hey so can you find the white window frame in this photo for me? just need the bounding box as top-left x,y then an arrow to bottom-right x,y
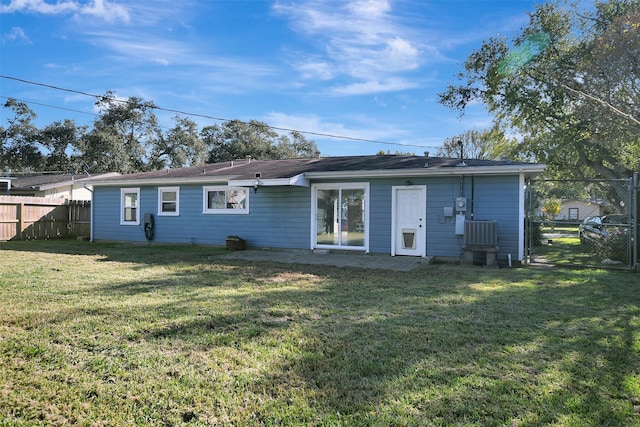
120,188 -> 140,225
158,186 -> 180,216
202,186 -> 249,214
569,207 -> 579,221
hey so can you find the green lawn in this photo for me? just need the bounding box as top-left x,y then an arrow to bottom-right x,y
1,241 -> 639,426
532,223 -> 632,268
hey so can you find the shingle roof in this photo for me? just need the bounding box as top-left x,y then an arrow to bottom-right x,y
89,155 -> 544,185
7,173 -> 118,191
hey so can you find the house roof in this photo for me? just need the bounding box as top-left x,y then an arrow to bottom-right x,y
88,155 -> 546,187
6,172 -> 120,191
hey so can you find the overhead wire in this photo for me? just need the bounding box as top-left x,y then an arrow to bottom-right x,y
1,75 -> 441,150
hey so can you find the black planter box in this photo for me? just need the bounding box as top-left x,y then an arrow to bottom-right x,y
225,236 -> 246,250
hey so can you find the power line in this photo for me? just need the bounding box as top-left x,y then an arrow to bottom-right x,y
0,95 -> 97,118
1,75 -> 441,150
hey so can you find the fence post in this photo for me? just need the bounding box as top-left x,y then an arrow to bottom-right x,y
634,172 -> 639,272
17,202 -> 24,240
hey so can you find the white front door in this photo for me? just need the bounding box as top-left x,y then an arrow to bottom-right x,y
392,186 -> 426,256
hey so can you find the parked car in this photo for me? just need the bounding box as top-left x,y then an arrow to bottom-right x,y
579,216 -> 603,245
579,214 -> 633,245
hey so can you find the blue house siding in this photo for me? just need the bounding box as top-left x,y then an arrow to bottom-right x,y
424,174 -> 522,259
93,185 -> 311,248
424,176 -> 464,258
363,175 -> 523,259
92,173 -> 525,260
367,180 -> 393,254
469,175 -> 522,259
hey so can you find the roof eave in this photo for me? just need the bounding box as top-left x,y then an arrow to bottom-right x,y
90,175 -> 234,187
88,164 -> 545,186
228,173 -> 309,188
305,164 -> 546,179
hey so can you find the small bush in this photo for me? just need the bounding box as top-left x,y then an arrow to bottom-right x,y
595,229 -> 629,262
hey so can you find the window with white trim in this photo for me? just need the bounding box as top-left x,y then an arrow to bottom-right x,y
121,188 -> 140,225
158,187 -> 180,216
569,208 -> 578,221
203,186 -> 249,214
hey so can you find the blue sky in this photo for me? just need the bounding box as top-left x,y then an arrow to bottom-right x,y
1,0 -> 541,157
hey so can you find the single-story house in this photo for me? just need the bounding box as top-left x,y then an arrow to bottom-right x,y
555,199 -> 605,222
1,173 -> 119,200
88,155 -> 545,263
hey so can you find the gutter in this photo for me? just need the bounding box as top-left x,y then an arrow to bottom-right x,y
83,184 -> 94,242
228,173 -> 309,188
305,164 -> 547,179
89,175 -> 234,187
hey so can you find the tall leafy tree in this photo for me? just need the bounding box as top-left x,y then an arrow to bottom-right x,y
0,98 -> 44,171
438,0 -> 640,182
79,91 -> 161,174
148,116 -> 207,169
203,120 -> 318,162
274,130 -> 320,159
39,119 -> 86,172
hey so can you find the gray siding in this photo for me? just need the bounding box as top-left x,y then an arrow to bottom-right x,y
93,174 -> 523,259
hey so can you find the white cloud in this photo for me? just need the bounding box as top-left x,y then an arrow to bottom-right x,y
264,111 -> 409,143
347,0 -> 391,18
2,27 -> 31,43
296,60 -> 335,80
0,0 -> 78,14
0,0 -> 130,23
331,78 -> 419,95
273,0 -> 428,94
79,0 -> 129,24
385,37 -> 419,67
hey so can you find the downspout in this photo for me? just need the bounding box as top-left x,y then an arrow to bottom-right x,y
470,175 -> 475,220
84,184 -> 94,242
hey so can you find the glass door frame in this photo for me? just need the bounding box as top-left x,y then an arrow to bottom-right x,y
310,182 -> 370,252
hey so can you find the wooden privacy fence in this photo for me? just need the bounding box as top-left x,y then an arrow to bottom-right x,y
0,196 -> 91,241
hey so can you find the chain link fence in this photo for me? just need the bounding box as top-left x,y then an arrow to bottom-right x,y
525,176 -> 638,271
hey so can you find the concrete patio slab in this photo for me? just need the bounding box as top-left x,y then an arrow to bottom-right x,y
218,249 -> 432,272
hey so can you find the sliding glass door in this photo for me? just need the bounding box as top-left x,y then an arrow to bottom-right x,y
313,183 -> 368,251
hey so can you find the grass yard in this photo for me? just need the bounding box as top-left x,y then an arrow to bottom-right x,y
532,223 -> 632,269
1,241 -> 639,426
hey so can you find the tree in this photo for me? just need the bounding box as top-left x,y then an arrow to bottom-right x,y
0,99 -> 44,171
438,0 -> 640,181
376,150 -> 416,156
203,120 -> 318,162
541,199 -> 561,221
275,130 -> 320,159
79,91 -> 161,174
39,119 -> 86,172
148,116 -> 207,169
436,129 -> 521,160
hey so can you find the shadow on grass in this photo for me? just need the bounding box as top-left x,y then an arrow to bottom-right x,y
0,238 -> 226,266
103,260 -> 639,425
2,241 -> 638,425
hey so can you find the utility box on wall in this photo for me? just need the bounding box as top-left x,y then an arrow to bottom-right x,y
456,197 -> 467,212
443,206 -> 454,217
455,214 -> 466,235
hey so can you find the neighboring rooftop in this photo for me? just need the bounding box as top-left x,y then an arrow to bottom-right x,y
5,173 -> 119,192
